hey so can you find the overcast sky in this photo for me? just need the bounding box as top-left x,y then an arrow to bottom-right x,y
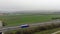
0,0 -> 60,12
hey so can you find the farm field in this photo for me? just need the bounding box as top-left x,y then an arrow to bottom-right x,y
0,14 -> 60,26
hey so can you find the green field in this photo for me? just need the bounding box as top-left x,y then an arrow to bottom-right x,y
34,27 -> 60,34
1,14 -> 60,34
0,14 -> 60,26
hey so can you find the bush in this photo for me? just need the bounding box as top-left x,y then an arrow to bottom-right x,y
5,31 -> 14,34
15,30 -> 21,34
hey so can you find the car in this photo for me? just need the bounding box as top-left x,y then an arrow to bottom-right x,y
20,24 -> 29,28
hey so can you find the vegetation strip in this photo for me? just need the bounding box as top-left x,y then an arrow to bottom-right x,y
52,31 -> 60,34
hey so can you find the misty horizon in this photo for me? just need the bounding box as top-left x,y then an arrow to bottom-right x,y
0,10 -> 60,13
0,0 -> 60,12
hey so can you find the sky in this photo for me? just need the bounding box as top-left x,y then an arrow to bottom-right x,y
0,0 -> 60,12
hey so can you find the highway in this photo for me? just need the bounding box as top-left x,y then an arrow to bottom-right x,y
1,19 -> 60,32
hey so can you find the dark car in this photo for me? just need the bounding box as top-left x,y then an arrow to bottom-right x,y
20,24 -> 29,28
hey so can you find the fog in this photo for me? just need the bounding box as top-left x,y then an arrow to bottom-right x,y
0,0 -> 60,12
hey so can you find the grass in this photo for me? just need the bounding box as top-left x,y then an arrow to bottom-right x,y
56,32 -> 60,34
2,14 -> 60,34
0,14 -> 60,26
34,27 -> 60,34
